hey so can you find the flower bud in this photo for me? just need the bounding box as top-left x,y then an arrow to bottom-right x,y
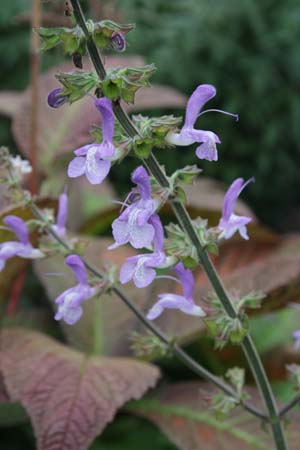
47,88 -> 68,108
110,32 -> 126,52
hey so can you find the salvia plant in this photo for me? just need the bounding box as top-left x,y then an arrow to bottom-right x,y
1,1 -> 300,449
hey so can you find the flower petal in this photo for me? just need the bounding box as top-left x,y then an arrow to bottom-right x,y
129,222 -> 155,249
65,254 -> 88,285
94,97 -> 114,143
195,141 -> 218,161
67,156 -> 86,178
147,293 -> 205,320
149,214 -> 164,252
56,192 -> 68,232
120,259 -> 136,284
131,166 -> 151,200
219,214 -> 252,240
111,218 -> 130,246
3,216 -> 29,244
74,144 -> 92,157
222,177 -> 254,222
184,84 -> 216,129
133,264 -> 156,288
85,150 -> 111,185
173,263 -> 194,300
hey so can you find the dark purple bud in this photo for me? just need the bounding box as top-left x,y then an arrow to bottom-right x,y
111,32 -> 126,52
47,88 -> 68,109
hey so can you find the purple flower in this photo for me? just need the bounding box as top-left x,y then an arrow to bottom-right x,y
118,201 -> 166,288
293,330 -> 300,350
51,192 -> 68,237
120,251 -> 166,288
166,84 -> 221,161
47,88 -> 68,108
68,97 -> 115,185
0,215 -> 44,271
54,255 -> 96,325
109,166 -> 161,250
146,262 -> 206,320
111,32 -> 126,52
218,177 -> 254,240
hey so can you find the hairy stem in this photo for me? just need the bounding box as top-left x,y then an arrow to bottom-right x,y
69,1 -> 287,447
29,0 -> 41,194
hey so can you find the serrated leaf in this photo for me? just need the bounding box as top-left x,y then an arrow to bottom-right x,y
128,382 -> 300,450
0,328 -> 160,450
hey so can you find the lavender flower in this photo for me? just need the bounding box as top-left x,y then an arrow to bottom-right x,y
0,215 -> 44,271
109,166 -> 160,249
293,330 -> 300,350
54,255 -> 96,325
51,192 -> 68,238
146,262 -> 205,320
47,88 -> 68,108
218,177 -> 254,240
120,251 -> 166,288
68,97 -> 115,185
119,211 -> 166,288
111,32 -> 126,52
166,84 -> 221,161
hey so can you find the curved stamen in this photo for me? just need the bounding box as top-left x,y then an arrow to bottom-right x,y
199,108 -> 239,122
155,275 -> 181,285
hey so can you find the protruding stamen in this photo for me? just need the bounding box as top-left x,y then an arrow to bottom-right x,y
199,109 -> 239,122
155,275 -> 181,285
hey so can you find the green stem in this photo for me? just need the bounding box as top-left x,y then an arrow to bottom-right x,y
28,201 -> 264,420
279,393 -> 300,418
69,1 -> 287,447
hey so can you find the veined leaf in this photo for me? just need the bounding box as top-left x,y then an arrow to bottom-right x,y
128,382 -> 299,450
0,328 -> 160,450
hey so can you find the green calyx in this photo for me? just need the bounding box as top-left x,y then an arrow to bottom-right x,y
171,165 -> 202,186
100,65 -> 156,103
212,368 -> 247,419
93,20 -> 134,49
36,26 -> 86,56
55,70 -> 99,103
132,114 -> 182,147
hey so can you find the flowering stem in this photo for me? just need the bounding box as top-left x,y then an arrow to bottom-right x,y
28,199 -> 265,421
69,1 -> 286,446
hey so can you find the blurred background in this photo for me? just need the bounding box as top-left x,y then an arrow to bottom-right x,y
0,1 -> 300,449
1,0 -> 300,229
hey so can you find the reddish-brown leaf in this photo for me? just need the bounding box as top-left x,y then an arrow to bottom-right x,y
0,327 -> 160,450
195,234 -> 300,313
129,382 -> 299,450
0,91 -> 22,117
